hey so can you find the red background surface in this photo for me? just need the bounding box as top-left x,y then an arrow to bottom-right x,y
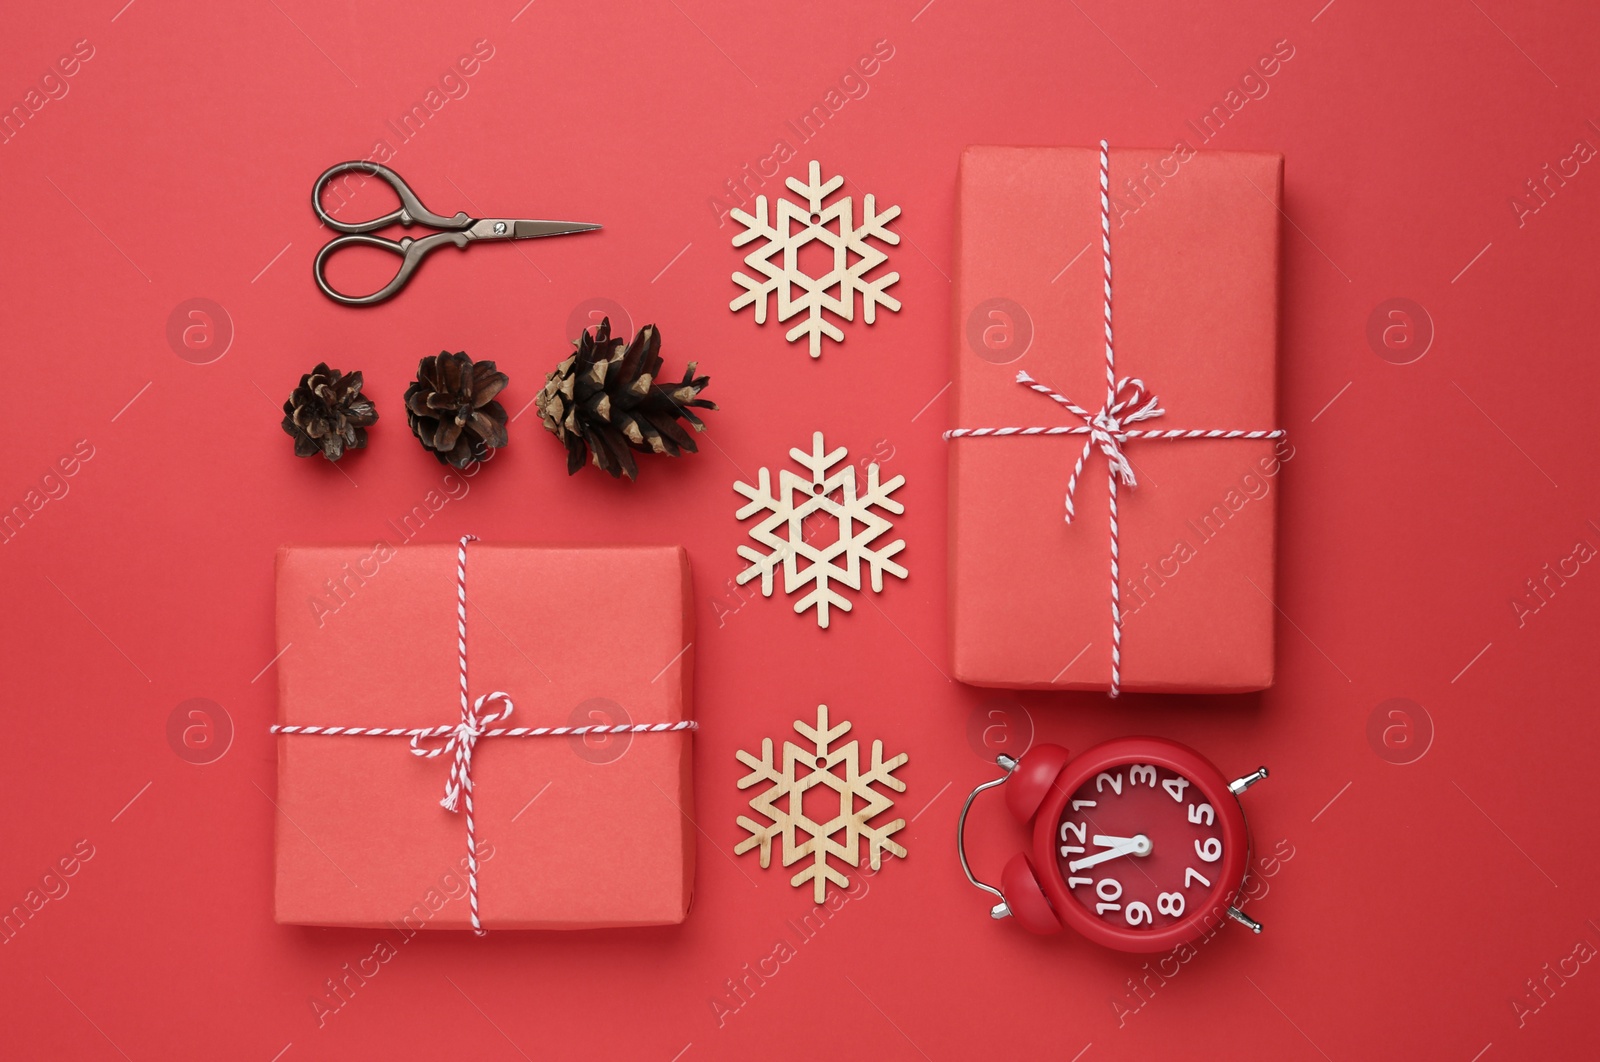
3,1 -> 1598,1059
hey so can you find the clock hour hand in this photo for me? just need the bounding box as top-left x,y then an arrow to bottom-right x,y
1068,834 -> 1152,873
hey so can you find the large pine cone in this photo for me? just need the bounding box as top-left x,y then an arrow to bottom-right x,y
404,351 -> 509,469
281,363 -> 378,462
536,318 -> 716,480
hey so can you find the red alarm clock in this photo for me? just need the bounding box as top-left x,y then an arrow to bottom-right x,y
957,737 -> 1269,952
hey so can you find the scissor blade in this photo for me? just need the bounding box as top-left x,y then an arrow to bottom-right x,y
512,219 -> 602,239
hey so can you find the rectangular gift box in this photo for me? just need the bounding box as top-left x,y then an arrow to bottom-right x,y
949,145 -> 1284,693
273,542 -> 695,929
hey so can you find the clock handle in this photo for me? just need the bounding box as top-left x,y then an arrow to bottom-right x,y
957,755 -> 1063,935
956,758 -> 1017,918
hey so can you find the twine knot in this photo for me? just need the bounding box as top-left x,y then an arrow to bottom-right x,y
1009,370 -> 1164,523
411,691 -> 514,812
1083,377 -> 1163,493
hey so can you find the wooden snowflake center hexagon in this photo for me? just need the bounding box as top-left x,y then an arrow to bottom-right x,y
728,160 -> 902,358
735,705 -> 909,902
733,431 -> 907,628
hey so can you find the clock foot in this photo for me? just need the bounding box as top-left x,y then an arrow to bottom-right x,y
1226,906 -> 1263,934
1228,767 -> 1269,795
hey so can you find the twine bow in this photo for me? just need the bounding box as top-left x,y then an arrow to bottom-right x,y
271,534 -> 698,934
1029,372 -> 1164,522
944,141 -> 1284,696
411,691 -> 516,812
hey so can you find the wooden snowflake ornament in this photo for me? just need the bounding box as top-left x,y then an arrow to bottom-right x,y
729,160 -> 902,358
735,705 -> 909,902
733,431 -> 907,628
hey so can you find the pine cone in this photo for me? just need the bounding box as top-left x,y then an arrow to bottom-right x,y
281,363 -> 378,462
404,352 -> 509,469
536,318 -> 716,480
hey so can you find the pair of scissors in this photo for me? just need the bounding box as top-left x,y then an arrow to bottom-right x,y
311,161 -> 601,306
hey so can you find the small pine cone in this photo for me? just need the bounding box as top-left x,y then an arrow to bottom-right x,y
536,318 -> 716,480
281,363 -> 378,462
404,351 -> 510,469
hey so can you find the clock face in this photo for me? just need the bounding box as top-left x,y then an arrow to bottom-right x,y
1053,762 -> 1227,935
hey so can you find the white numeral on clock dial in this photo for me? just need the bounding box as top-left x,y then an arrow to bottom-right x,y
1188,802 -> 1215,826
1125,902 -> 1152,926
1095,876 -> 1123,915
1096,771 -> 1123,795
1157,892 -> 1185,917
1071,799 -> 1096,812
1068,876 -> 1092,890
1195,837 -> 1222,862
1162,777 -> 1189,802
1129,764 -> 1157,787
1184,867 -> 1211,889
1060,821 -> 1087,845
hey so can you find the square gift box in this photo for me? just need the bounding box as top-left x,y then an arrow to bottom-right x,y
271,541 -> 695,930
948,145 -> 1285,693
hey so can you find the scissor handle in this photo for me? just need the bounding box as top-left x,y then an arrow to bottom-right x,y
313,230 -> 469,307
311,161 -> 470,234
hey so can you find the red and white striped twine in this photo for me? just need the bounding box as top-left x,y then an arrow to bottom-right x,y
945,140 -> 1285,697
271,534 -> 698,934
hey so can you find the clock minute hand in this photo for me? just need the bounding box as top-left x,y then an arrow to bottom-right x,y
1068,834 -> 1152,873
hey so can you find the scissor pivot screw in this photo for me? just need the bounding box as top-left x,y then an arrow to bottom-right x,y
493,222 -> 507,234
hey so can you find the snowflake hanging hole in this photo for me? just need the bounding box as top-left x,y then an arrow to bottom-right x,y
734,704 -> 909,902
733,431 -> 907,628
728,160 -> 902,359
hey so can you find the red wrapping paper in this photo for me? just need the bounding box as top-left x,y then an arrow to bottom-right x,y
272,542 -> 695,929
949,146 -> 1285,693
